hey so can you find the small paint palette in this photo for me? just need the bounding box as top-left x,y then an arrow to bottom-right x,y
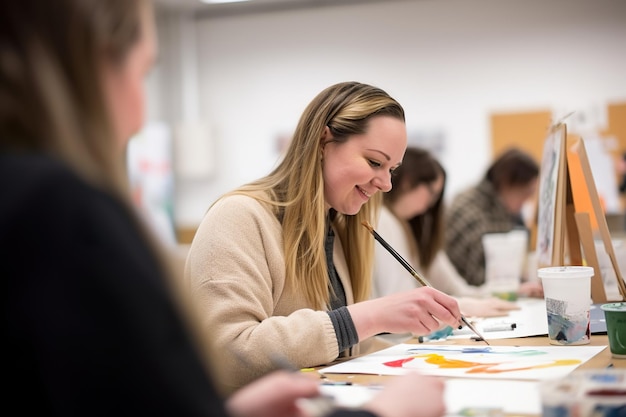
540,369 -> 626,417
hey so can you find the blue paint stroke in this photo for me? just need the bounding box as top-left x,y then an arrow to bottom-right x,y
406,347 -> 546,356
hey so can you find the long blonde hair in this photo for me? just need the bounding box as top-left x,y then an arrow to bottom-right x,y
223,81 -> 405,308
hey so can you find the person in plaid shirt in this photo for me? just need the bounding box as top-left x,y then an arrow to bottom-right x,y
444,148 -> 542,297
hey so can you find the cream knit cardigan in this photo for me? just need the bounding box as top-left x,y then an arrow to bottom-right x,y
185,193 -> 379,390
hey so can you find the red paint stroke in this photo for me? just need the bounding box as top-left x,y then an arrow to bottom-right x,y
384,357 -> 417,367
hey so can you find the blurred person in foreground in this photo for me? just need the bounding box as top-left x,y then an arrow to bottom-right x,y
1,1 -> 446,416
444,148 -> 543,297
372,147 -> 520,319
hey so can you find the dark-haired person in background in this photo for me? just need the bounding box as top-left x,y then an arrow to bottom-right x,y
444,148 -> 543,297
373,147 -> 519,318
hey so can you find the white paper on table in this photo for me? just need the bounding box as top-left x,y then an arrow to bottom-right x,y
319,384 -> 379,408
448,298 -> 549,340
444,379 -> 541,415
319,343 -> 606,380
319,379 -> 541,416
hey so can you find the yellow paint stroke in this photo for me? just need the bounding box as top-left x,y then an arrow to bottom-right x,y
419,353 -> 488,369
417,353 -> 581,374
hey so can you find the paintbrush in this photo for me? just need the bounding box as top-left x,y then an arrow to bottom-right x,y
362,220 -> 490,345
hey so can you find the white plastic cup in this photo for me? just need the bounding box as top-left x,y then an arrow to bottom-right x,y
482,230 -> 528,301
538,266 -> 593,345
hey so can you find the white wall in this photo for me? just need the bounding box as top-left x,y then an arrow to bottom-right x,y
150,0 -> 626,228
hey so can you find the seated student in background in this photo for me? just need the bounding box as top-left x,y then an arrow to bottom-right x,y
372,147 -> 519,318
1,2 -> 447,417
186,81 -> 463,390
444,148 -> 543,297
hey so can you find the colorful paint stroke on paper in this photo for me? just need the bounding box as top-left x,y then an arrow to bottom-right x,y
385,347 -> 580,375
319,343 -> 607,380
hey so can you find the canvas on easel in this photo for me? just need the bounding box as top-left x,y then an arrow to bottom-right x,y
535,121 -> 626,302
536,122 -> 568,268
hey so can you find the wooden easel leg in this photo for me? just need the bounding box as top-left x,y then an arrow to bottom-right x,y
574,212 -> 607,303
565,202 -> 582,265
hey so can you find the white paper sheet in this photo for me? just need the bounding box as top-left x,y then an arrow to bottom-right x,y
320,343 -> 606,380
444,379 -> 541,415
448,298 -> 549,340
319,379 -> 542,416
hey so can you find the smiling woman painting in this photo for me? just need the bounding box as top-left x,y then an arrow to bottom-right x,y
186,81 -> 463,390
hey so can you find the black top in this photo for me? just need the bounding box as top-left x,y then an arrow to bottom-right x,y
2,153 -> 376,417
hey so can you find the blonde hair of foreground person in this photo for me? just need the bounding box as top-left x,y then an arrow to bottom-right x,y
2,0 -> 223,407
186,82 -> 462,391
0,0 -> 208,348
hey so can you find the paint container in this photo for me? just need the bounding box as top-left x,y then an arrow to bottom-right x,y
540,369 -> 626,417
482,230 -> 527,301
601,302 -> 626,359
538,266 -> 593,345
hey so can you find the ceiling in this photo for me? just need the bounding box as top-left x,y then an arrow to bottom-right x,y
153,0 -> 395,17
